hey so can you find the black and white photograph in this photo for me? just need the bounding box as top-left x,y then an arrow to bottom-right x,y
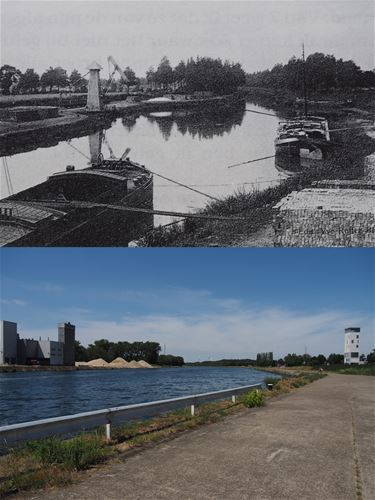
0,0 -> 374,247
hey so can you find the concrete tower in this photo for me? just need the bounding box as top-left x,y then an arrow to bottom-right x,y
0,320 -> 18,364
86,61 -> 102,111
344,327 -> 360,365
58,322 -> 75,366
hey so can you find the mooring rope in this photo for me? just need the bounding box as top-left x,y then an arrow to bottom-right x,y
227,154 -> 276,169
245,109 -> 277,117
66,141 -> 91,160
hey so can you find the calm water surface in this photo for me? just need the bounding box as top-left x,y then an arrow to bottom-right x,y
0,366 -> 271,425
1,102 -> 287,225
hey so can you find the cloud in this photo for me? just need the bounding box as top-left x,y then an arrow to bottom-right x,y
1,298 -> 28,307
25,283 -> 64,293
20,306 -> 373,361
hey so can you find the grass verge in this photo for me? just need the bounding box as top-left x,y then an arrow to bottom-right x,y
0,371 -> 326,497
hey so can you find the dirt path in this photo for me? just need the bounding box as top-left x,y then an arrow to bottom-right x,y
24,374 -> 375,500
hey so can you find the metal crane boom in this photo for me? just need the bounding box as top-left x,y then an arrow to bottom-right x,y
107,55 -> 129,84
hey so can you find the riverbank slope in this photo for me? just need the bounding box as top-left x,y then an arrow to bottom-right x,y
142,91 -> 375,246
19,373 -> 374,500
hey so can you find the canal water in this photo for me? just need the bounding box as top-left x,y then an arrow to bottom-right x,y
0,366 -> 271,425
1,102 -> 287,226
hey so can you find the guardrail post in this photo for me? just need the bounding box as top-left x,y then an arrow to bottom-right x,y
190,404 -> 195,417
105,423 -> 111,441
232,395 -> 236,403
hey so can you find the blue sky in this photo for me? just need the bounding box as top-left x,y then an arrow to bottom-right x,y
1,248 -> 374,360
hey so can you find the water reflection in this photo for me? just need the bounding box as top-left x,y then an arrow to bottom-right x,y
123,104 -> 246,142
1,102 -> 285,229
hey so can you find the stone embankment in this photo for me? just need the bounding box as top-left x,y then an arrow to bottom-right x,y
273,181 -> 375,247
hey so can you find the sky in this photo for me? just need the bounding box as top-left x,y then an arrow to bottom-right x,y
1,248 -> 374,361
1,0 -> 373,77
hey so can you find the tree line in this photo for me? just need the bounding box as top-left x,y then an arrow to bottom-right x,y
189,350 -> 375,367
146,56 -> 246,94
1,55 -> 246,96
246,52 -> 375,94
0,65 -> 90,95
74,339 -> 184,366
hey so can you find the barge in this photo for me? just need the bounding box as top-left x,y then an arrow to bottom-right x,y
274,115 -> 331,173
0,156 -> 153,247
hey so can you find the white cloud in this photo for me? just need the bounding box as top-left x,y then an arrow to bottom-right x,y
20,306 -> 374,361
1,298 -> 28,307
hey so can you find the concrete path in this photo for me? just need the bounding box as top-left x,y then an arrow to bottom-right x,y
27,374 -> 374,500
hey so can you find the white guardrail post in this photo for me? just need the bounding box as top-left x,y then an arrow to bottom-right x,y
0,383 -> 262,452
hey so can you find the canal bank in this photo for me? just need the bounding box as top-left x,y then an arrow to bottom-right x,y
8,373 -> 374,500
141,95 -> 375,247
0,94 -> 243,156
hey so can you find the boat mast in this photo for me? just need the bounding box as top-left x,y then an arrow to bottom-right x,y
302,43 -> 308,117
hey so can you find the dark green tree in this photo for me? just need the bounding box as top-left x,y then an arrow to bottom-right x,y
18,68 -> 40,93
0,65 -> 21,94
41,66 -> 69,92
123,66 -> 139,92
70,69 -> 87,92
327,353 -> 344,365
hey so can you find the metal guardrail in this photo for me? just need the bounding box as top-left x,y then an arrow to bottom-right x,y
0,383 -> 261,451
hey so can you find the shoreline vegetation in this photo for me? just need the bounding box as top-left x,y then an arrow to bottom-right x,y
0,371 -> 325,497
140,88 -> 375,247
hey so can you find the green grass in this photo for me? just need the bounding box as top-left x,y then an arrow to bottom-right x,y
242,389 -> 265,408
24,433 -> 109,470
0,373 -> 325,497
326,364 -> 375,376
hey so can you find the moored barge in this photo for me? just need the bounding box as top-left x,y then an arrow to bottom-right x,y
0,156 -> 153,247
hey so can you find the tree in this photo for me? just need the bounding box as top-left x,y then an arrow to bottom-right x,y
367,350 -> 375,364
283,353 -> 304,367
327,353 -> 344,365
146,66 -> 156,90
70,69 -> 87,93
123,66 -> 138,92
0,65 -> 21,95
74,340 -> 88,362
155,57 -> 174,89
157,354 -> 184,366
18,68 -> 40,93
40,66 -> 69,92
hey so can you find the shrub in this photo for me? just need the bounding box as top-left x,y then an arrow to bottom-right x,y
242,390 -> 265,408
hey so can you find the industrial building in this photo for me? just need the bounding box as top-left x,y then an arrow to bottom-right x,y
344,327 -> 361,365
0,320 -> 75,366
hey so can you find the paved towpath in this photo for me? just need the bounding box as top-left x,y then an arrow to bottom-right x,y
26,374 -> 374,500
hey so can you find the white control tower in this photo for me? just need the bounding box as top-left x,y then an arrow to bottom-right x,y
344,327 -> 360,364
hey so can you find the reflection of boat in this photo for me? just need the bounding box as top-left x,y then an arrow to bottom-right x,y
274,116 -> 331,172
0,133 -> 153,247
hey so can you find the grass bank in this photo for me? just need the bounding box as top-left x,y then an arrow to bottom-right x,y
323,364 -> 375,376
0,371 -> 325,497
142,93 -> 375,247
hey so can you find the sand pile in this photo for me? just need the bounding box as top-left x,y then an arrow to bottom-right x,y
87,358 -> 109,367
128,360 -> 143,368
75,361 -> 88,366
109,357 -> 130,368
138,360 -> 153,368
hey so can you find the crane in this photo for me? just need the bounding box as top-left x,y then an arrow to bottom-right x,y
107,55 -> 129,87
